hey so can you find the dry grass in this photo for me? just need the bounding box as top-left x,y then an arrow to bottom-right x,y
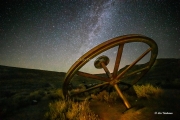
91,90 -> 119,103
133,84 -> 163,99
44,88 -> 99,120
0,88 -> 64,117
44,99 -> 99,120
1,83 -> 173,120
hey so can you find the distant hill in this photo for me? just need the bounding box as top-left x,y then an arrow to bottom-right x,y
117,58 -> 180,89
143,58 -> 180,80
119,58 -> 180,79
0,58 -> 179,91
0,65 -> 66,95
0,65 -> 66,79
139,58 -> 180,88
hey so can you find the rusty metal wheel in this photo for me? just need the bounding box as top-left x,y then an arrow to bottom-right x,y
63,34 -> 158,109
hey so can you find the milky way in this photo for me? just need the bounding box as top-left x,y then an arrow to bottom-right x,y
0,0 -> 180,73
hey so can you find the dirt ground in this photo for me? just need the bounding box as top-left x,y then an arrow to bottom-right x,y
89,89 -> 180,120
1,89 -> 180,120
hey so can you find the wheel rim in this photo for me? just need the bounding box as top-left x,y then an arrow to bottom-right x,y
62,34 -> 158,108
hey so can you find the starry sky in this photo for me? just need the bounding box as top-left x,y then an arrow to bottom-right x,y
0,0 -> 180,74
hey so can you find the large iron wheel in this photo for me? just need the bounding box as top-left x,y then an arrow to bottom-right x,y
63,34 -> 158,109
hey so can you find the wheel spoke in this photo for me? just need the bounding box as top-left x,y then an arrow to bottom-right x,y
116,48 -> 152,80
100,62 -> 113,78
76,71 -> 110,82
114,84 -> 131,109
70,82 -> 109,96
113,44 -> 124,77
121,67 -> 149,79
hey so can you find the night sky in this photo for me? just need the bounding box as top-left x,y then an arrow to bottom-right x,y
0,0 -> 180,74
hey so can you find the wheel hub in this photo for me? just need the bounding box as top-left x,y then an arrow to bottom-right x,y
94,55 -> 110,69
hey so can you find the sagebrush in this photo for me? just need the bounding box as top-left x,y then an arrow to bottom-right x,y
133,84 -> 163,99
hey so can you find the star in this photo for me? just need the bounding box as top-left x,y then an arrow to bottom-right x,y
0,0 -> 179,73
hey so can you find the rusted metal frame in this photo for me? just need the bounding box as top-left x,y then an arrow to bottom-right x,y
64,35 -> 148,93
115,48 -> 152,81
63,35 -> 158,97
70,82 -> 109,96
113,44 -> 124,78
76,71 -> 110,82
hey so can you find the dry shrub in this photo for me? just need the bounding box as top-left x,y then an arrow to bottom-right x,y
69,84 -> 86,95
45,99 -> 99,120
133,84 -> 163,99
91,90 -> 119,103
